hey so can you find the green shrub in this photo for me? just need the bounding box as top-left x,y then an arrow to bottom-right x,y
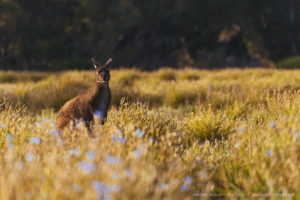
277,56 -> 300,69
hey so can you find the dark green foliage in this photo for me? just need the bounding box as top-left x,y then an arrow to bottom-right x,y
0,0 -> 300,70
277,56 -> 300,69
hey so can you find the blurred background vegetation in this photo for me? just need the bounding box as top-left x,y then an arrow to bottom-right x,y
0,0 -> 300,70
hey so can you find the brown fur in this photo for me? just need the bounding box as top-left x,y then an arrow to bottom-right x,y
55,58 -> 112,134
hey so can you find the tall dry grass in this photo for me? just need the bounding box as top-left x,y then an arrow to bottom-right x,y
0,68 -> 299,199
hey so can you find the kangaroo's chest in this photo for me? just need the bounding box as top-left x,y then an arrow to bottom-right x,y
96,88 -> 110,112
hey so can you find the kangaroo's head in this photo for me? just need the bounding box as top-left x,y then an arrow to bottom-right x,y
92,58 -> 112,84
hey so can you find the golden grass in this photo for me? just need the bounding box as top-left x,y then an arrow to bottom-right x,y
0,68 -> 299,199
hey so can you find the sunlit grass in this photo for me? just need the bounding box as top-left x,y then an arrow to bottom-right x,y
0,68 -> 299,199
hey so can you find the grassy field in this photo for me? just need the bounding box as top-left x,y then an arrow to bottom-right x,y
0,68 -> 299,200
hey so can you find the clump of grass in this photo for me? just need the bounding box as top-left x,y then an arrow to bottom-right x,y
156,68 -> 177,81
184,109 -> 236,143
178,69 -> 201,81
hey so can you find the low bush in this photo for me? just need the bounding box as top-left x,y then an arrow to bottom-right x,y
277,56 -> 300,69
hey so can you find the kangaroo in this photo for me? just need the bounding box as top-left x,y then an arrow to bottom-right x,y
55,58 -> 112,134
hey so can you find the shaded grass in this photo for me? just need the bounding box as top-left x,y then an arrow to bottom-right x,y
0,71 -> 48,83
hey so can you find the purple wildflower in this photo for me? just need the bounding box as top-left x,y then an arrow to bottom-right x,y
7,143 -> 14,150
94,110 -> 105,119
86,151 -> 96,160
77,161 -> 95,173
238,126 -> 244,133
25,153 -> 34,162
157,183 -> 169,191
92,181 -> 110,195
29,137 -> 42,144
112,135 -> 126,144
270,121 -> 276,128
149,138 -> 155,144
184,176 -> 193,184
106,155 -> 120,165
6,134 -> 13,141
134,129 -> 144,137
69,149 -> 81,157
267,149 -> 272,156
180,184 -> 190,192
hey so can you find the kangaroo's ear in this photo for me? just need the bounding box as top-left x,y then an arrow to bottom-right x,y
105,58 -> 112,68
92,58 -> 100,69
